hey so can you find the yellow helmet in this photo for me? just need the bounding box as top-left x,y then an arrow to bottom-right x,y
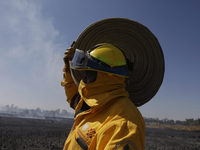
89,43 -> 127,68
71,43 -> 129,77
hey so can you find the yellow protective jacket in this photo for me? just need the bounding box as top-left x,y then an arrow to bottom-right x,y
62,71 -> 145,150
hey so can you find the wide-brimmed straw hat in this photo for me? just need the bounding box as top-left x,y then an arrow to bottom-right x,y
70,18 -> 165,107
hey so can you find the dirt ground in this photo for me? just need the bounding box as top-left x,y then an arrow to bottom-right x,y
0,117 -> 200,150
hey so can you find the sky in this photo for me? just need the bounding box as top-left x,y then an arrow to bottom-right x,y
0,0 -> 200,121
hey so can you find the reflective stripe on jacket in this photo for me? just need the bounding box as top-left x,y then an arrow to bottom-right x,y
62,71 -> 145,150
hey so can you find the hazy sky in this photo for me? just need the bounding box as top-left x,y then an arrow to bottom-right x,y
0,0 -> 200,121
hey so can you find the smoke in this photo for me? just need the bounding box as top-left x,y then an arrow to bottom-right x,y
0,0 -> 73,112
0,104 -> 73,119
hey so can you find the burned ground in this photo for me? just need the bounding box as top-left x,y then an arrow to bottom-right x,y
0,117 -> 200,150
0,117 -> 74,150
145,126 -> 200,149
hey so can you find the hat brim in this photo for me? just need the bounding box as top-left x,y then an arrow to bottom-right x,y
70,18 -> 165,107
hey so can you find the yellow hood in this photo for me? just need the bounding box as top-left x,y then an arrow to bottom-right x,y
78,72 -> 129,108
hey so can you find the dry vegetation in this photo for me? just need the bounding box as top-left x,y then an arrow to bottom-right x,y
146,124 -> 200,132
0,117 -> 200,150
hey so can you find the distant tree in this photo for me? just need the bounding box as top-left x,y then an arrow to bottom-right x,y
55,109 -> 61,117
36,108 -> 42,114
163,118 -> 169,123
5,105 -> 10,112
61,109 -> 69,117
169,119 -> 174,125
22,109 -> 29,116
29,109 -> 37,117
175,120 -> 183,125
11,104 -> 14,109
197,118 -> 200,126
185,118 -> 194,126
49,110 -> 55,117
0,104 -> 74,118
12,106 -> 18,113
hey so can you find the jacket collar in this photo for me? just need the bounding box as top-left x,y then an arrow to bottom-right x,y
77,72 -> 129,110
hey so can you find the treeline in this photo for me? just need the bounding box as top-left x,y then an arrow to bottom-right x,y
1,105 -> 199,126
0,104 -> 73,118
144,117 -> 200,126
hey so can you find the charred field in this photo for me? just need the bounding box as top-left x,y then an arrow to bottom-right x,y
0,117 -> 200,150
0,117 -> 74,150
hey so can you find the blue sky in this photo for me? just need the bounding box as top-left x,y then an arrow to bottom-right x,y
0,0 -> 200,121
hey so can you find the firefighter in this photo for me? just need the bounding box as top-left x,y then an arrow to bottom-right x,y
61,42 -> 145,150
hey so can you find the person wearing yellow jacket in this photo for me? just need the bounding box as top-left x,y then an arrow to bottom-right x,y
61,43 -> 145,150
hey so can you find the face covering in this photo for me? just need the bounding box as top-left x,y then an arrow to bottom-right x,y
83,70 -> 97,84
